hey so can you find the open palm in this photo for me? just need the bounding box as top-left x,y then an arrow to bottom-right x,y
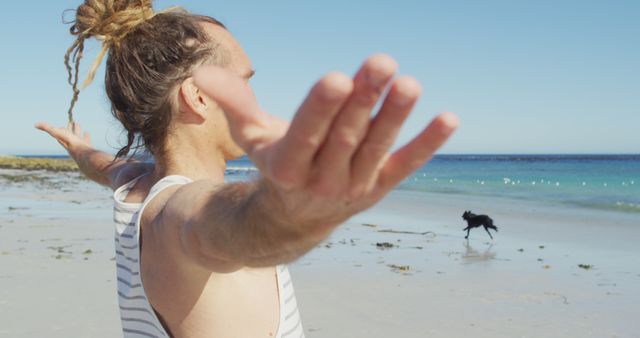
196,54 -> 458,227
34,122 -> 92,154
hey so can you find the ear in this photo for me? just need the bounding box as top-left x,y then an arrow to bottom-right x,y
177,78 -> 211,123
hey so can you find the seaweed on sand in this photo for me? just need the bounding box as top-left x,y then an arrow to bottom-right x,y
0,173 -> 67,189
0,156 -> 78,172
376,242 -> 395,249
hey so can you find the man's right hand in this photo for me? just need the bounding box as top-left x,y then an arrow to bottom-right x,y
193,54 -> 458,235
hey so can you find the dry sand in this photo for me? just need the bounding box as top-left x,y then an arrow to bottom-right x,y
1,169 -> 638,337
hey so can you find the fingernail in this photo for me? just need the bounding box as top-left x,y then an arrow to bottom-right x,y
365,54 -> 397,87
394,91 -> 414,106
393,78 -> 421,106
367,71 -> 389,88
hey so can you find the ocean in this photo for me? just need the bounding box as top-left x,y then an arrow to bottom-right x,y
17,154 -> 640,214
406,154 -> 640,214
225,154 -> 640,215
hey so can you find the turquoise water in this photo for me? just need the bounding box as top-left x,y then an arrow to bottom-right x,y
221,154 -> 640,214
17,154 -> 640,214
403,155 -> 640,214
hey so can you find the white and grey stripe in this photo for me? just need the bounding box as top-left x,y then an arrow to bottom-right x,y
116,240 -> 139,250
122,328 -> 160,338
276,265 -> 304,338
114,175 -> 169,337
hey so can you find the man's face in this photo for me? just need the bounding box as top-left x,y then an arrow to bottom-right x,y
198,22 -> 254,160
201,22 -> 254,82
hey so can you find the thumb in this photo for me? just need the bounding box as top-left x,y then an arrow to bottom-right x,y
193,65 -> 271,152
34,122 -> 60,138
193,65 -> 263,123
34,122 -> 50,132
34,122 -> 70,149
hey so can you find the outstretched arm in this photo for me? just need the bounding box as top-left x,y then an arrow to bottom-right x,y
163,55 -> 458,272
34,122 -> 151,190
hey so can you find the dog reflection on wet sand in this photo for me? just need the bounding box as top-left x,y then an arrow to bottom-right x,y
463,241 -> 496,262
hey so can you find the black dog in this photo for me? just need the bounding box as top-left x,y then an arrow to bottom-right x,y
462,211 -> 498,239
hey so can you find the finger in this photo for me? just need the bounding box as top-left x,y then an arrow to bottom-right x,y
311,54 -> 397,194
376,112 -> 459,192
35,122 -> 71,149
193,65 -> 271,156
68,121 -> 76,134
268,73 -> 353,188
348,77 -> 421,198
34,122 -> 52,132
75,123 -> 84,137
35,122 -> 64,139
84,131 -> 91,144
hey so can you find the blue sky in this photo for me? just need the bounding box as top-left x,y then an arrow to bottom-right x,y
1,0 -> 638,155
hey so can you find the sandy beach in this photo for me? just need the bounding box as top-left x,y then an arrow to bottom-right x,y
1,167 -> 638,337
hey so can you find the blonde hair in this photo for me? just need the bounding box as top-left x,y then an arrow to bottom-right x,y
64,0 -> 225,157
65,0 -> 158,124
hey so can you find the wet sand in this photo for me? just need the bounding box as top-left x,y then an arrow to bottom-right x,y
295,191 -> 640,337
1,169 -> 638,337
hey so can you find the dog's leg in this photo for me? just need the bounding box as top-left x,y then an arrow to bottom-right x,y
484,226 -> 494,240
465,228 -> 471,239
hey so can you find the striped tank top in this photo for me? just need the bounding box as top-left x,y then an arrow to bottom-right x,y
113,174 -> 305,338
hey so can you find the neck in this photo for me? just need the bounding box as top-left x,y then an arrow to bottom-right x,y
151,142 -> 227,183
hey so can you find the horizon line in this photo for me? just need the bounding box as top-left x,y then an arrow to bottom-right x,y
3,152 -> 640,158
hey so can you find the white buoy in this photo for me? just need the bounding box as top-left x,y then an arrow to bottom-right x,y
511,182 -> 515,185
631,181 -> 635,185
481,181 -> 485,185
449,179 -> 453,183
532,181 -> 536,185
582,182 -> 586,186
555,182 -> 560,186
433,178 -> 438,182
604,183 -> 608,187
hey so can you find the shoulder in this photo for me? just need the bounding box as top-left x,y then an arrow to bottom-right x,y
110,161 -> 155,190
155,179 -> 241,272
161,179 -> 221,225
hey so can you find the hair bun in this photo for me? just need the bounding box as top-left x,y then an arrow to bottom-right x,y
72,0 -> 154,42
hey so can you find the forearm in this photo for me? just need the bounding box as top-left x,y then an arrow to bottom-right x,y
67,143 -> 123,187
185,179 -> 337,269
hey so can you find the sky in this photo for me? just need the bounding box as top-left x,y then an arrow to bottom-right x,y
0,0 -> 638,155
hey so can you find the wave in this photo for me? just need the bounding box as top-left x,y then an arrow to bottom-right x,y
432,154 -> 640,162
396,183 -> 640,214
225,166 -> 258,173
